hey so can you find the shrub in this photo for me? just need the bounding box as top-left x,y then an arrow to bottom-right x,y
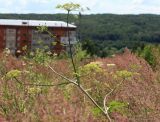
136,44 -> 160,69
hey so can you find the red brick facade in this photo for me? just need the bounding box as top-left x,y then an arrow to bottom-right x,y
0,26 -> 6,52
0,25 -> 76,55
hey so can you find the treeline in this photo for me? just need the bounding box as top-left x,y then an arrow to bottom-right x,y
1,14 -> 160,42
0,13 -> 160,56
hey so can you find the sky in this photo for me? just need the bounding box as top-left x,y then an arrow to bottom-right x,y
0,0 -> 160,14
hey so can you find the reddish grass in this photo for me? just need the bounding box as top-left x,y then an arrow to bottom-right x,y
95,49 -> 160,121
0,50 -> 160,122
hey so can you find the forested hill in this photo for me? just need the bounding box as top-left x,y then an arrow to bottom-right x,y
0,14 -> 160,43
0,14 -> 160,56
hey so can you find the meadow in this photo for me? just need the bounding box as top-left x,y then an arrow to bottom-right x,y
0,45 -> 159,122
0,3 -> 160,121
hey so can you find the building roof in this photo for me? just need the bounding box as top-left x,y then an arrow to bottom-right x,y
0,19 -> 76,28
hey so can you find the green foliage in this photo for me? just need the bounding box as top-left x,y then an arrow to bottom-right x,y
0,64 -> 53,118
116,70 -> 133,79
0,60 -> 6,77
37,26 -> 48,33
61,85 -> 73,100
136,45 -> 159,68
12,97 -> 26,113
139,45 -> 156,66
82,40 -> 146,57
27,87 -> 42,96
108,101 -> 128,113
29,48 -> 53,65
91,107 -> 102,117
79,61 -> 103,75
27,71 -> 52,92
74,43 -> 90,63
129,64 -> 141,71
82,40 -> 98,56
1,77 -> 27,117
6,70 -> 21,79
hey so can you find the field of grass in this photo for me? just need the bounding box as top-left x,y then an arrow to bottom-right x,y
0,47 -> 159,122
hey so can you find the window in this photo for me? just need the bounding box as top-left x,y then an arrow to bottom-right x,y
22,22 -> 28,25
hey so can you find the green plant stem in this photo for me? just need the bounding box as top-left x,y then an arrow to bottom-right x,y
78,12 -> 82,42
14,77 -> 71,87
66,10 -> 80,85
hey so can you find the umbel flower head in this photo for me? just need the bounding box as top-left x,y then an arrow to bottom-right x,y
56,2 -> 80,12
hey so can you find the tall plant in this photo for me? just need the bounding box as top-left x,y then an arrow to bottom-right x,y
56,3 -> 80,84
56,3 -> 112,121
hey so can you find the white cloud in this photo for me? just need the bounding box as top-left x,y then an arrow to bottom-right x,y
33,0 -> 51,4
132,0 -> 144,5
0,0 -> 160,14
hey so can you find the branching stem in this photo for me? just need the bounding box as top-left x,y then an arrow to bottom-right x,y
48,65 -> 112,121
14,77 -> 71,87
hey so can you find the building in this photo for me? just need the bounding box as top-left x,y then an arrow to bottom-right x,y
0,19 -> 77,55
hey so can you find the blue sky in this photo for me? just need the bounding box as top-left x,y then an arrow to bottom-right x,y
0,0 -> 160,14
